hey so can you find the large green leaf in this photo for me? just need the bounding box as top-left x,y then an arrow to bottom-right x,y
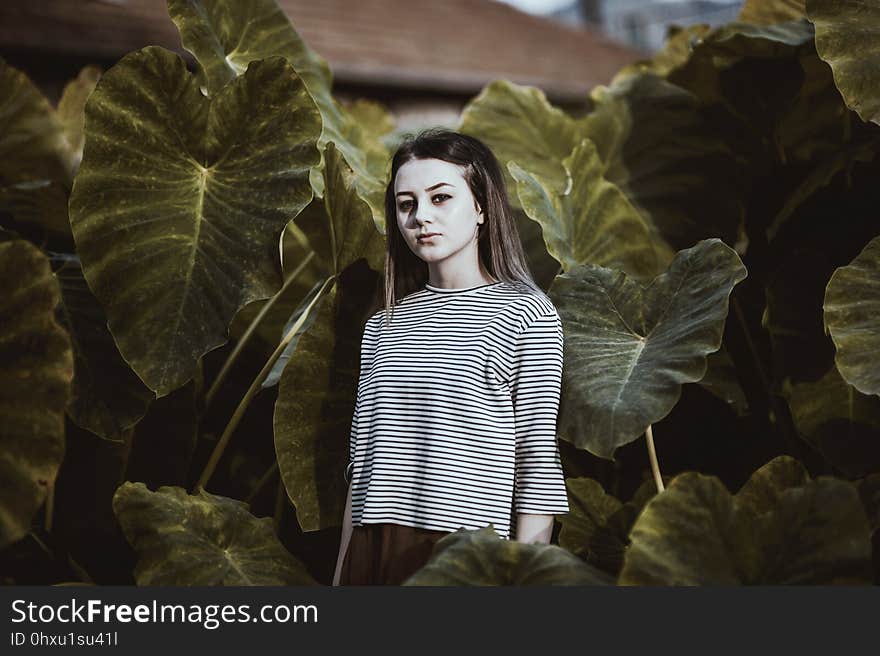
0,240 -> 73,548
552,239 -> 747,459
766,140 -> 878,243
610,25 -> 715,84
621,474 -> 760,585
620,467 -> 873,584
263,142 -> 386,389
664,20 -> 846,172
228,221 -> 331,356
739,0 -> 806,25
783,363 -> 880,479
655,19 -> 854,260
273,263 -> 381,532
509,139 -> 659,281
556,478 -> 622,560
54,256 -> 154,440
580,72 -> 747,253
55,65 -> 102,176
0,61 -> 97,241
167,0 -> 388,225
823,235 -> 880,396
458,79 -> 587,204
112,481 -> 317,585
662,19 -> 817,161
558,477 -> 660,577
755,476 -> 873,584
0,58 -> 73,186
402,527 -> 614,586
69,47 -> 321,397
771,52 -> 854,165
0,58 -> 74,238
735,455 -> 810,515
808,0 -> 880,126
167,0 -> 330,104
295,142 -> 386,276
458,78 -> 657,282
698,347 -> 749,416
343,98 -> 396,141
261,277 -> 325,390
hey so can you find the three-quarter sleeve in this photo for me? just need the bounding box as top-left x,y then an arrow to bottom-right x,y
509,309 -> 570,515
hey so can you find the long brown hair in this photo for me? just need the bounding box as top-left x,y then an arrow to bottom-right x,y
379,128 -> 542,326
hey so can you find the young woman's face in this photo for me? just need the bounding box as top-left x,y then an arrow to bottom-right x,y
394,157 -> 483,265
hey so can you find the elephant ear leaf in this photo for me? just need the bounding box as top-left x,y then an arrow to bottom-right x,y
620,469 -> 872,585
739,0 -> 806,25
459,79 -> 585,206
553,238 -> 747,459
558,477 -> 662,577
734,455 -> 811,515
808,0 -> 880,126
263,141 -> 385,390
557,478 -> 622,561
0,240 -> 73,548
295,142 -> 386,277
579,72 -> 744,255
782,363 -> 880,479
0,58 -> 74,239
112,481 -> 317,585
54,256 -> 154,441
167,0 -> 331,100
167,0 -> 388,225
55,65 -> 102,175
403,527 -> 614,586
823,235 -> 880,397
273,263 -> 381,532
69,46 -> 321,397
509,139 -> 660,281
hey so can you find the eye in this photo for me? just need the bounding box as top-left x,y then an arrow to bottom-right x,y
432,194 -> 451,203
398,199 -> 413,212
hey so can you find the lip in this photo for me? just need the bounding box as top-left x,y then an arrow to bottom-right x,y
417,233 -> 440,241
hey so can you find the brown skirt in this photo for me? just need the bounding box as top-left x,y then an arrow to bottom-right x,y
339,522 -> 451,585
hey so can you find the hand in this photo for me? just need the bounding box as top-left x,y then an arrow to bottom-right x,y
332,541 -> 347,586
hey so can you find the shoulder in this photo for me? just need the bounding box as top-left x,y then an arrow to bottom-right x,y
498,281 -> 559,328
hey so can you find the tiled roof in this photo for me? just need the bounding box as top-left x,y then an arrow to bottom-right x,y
0,0 -> 648,101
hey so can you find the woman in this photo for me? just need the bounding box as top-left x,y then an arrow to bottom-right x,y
333,128 -> 569,586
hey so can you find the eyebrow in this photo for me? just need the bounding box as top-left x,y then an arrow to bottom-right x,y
395,182 -> 455,197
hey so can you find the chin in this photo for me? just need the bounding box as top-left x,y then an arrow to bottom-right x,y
417,252 -> 447,262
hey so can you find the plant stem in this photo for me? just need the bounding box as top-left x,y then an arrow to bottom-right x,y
44,481 -> 55,533
205,251 -> 315,410
273,480 -> 285,532
194,275 -> 335,493
645,424 -> 665,493
29,530 -> 52,556
245,461 -> 279,507
733,297 -> 770,392
731,295 -> 802,455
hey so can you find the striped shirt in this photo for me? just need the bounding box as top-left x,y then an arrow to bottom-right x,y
348,279 -> 570,540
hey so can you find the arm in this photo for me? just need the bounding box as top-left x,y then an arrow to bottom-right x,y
516,513 -> 554,544
334,317 -> 374,585
509,309 -> 570,543
332,479 -> 354,586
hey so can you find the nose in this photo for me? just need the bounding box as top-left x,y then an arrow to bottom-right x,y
413,207 -> 432,226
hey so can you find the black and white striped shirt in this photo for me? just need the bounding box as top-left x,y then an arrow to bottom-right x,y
348,279 -> 569,540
